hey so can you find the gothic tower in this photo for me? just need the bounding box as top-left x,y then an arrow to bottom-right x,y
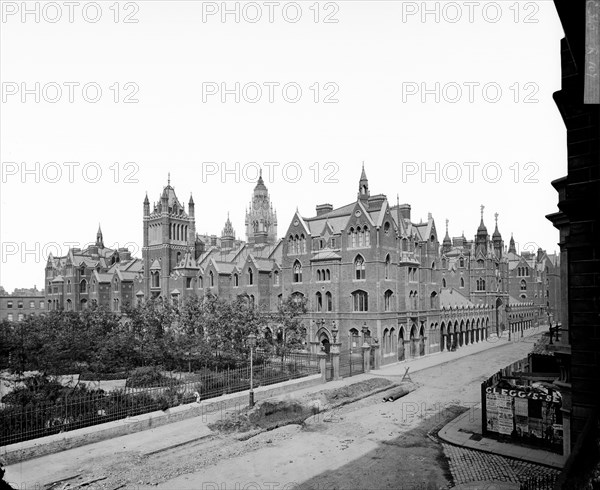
142,176 -> 195,299
358,163 -> 370,203
245,170 -> 277,247
221,213 -> 235,250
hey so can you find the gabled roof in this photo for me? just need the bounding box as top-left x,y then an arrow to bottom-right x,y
440,288 -> 475,308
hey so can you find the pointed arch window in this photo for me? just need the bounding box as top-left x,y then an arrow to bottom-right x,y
349,227 -> 356,248
293,261 -> 302,283
248,268 -> 254,285
459,257 -> 465,268
315,292 -> 323,311
209,271 -> 214,287
520,279 -> 527,291
384,290 -> 393,311
317,270 -> 322,281
326,269 -> 331,281
326,291 -> 332,311
273,271 -> 279,286
385,255 -> 391,279
352,290 -> 368,312
476,278 -> 486,291
354,255 -> 365,280
460,277 -> 465,288
442,278 -> 447,288
364,227 -> 370,246
233,273 -> 239,287
80,279 -> 87,293
67,280 -> 72,294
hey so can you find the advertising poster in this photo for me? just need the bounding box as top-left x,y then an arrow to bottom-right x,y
485,392 -> 498,432
497,394 -> 513,435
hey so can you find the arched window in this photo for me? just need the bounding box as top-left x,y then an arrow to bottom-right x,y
430,291 -> 437,309
288,236 -> 294,255
442,278 -> 447,288
300,234 -> 306,254
460,277 -> 465,288
385,255 -> 390,280
151,271 -> 160,288
354,255 -> 365,280
384,222 -> 390,235
315,292 -> 323,311
520,279 -> 527,291
384,290 -> 393,311
350,228 -> 356,248
80,279 -> 87,293
364,227 -> 370,246
326,269 -> 331,281
67,280 -> 72,294
273,271 -> 279,285
477,278 -> 486,291
198,275 -> 203,288
317,270 -> 322,281
294,235 -> 299,254
326,291 -> 332,311
248,268 -> 254,285
352,290 -> 368,312
477,259 -> 485,268
459,257 -> 465,268
209,271 -> 214,287
234,273 -> 239,287
293,261 -> 302,283
66,299 -> 72,311
113,278 -> 119,292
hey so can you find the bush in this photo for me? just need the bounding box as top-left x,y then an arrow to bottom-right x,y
125,366 -> 179,388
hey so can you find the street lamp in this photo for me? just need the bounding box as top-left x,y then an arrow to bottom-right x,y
247,332 -> 257,408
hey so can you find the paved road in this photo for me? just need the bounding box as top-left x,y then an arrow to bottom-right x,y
146,335 -> 544,489
4,333 -> 547,490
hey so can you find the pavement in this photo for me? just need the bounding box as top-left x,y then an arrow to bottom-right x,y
438,404 -> 565,469
4,327 -> 547,489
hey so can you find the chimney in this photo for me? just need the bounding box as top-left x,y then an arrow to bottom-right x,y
316,204 -> 333,216
399,204 -> 411,221
118,248 -> 132,261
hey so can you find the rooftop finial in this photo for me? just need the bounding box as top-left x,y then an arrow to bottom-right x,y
495,212 -> 499,225
446,219 -> 449,232
480,204 -> 485,220
168,172 -> 171,186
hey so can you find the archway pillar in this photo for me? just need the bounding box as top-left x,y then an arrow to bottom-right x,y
371,341 -> 381,370
309,341 -> 321,355
330,342 -> 342,381
362,343 -> 371,373
318,351 -> 327,383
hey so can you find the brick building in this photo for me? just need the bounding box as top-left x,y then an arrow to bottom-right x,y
41,167 -> 560,368
0,287 -> 46,322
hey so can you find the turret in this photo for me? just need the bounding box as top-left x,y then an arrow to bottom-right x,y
358,163 -> 369,202
442,219 -> 452,254
96,224 -> 104,249
492,212 -> 503,258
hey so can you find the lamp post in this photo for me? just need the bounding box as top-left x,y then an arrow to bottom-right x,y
247,332 -> 257,408
506,305 -> 511,341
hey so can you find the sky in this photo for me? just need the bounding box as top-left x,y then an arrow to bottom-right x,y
0,0 -> 566,292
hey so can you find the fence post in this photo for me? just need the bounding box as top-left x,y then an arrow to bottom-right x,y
371,341 -> 381,370
362,343 -> 371,373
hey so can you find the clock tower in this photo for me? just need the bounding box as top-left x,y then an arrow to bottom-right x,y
245,169 -> 278,247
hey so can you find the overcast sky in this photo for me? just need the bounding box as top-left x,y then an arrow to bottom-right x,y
0,1 -> 565,292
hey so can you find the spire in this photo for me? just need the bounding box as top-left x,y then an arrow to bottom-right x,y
443,219 -> 451,243
189,193 -> 194,205
144,192 -> 149,205
508,233 -> 516,254
254,168 -> 267,191
477,204 -> 487,235
96,224 -> 104,248
492,212 -> 502,240
358,163 -> 369,201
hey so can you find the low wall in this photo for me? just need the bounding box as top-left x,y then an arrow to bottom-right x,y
1,373 -> 322,464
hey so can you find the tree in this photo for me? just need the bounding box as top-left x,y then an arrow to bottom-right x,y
272,295 -> 308,356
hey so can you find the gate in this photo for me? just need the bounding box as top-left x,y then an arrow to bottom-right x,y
339,348 -> 364,378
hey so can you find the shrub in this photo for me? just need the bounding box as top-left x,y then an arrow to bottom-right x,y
125,366 -> 179,388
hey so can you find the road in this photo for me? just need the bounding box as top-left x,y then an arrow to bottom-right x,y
5,335 -> 546,490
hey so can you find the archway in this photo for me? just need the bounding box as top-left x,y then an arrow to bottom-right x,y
465,320 -> 470,345
419,325 -> 425,357
459,320 -> 465,347
410,324 -> 418,358
453,322 -> 458,349
318,331 -> 331,354
398,327 -> 405,361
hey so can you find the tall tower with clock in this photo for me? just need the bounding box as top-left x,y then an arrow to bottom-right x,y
245,170 -> 278,247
